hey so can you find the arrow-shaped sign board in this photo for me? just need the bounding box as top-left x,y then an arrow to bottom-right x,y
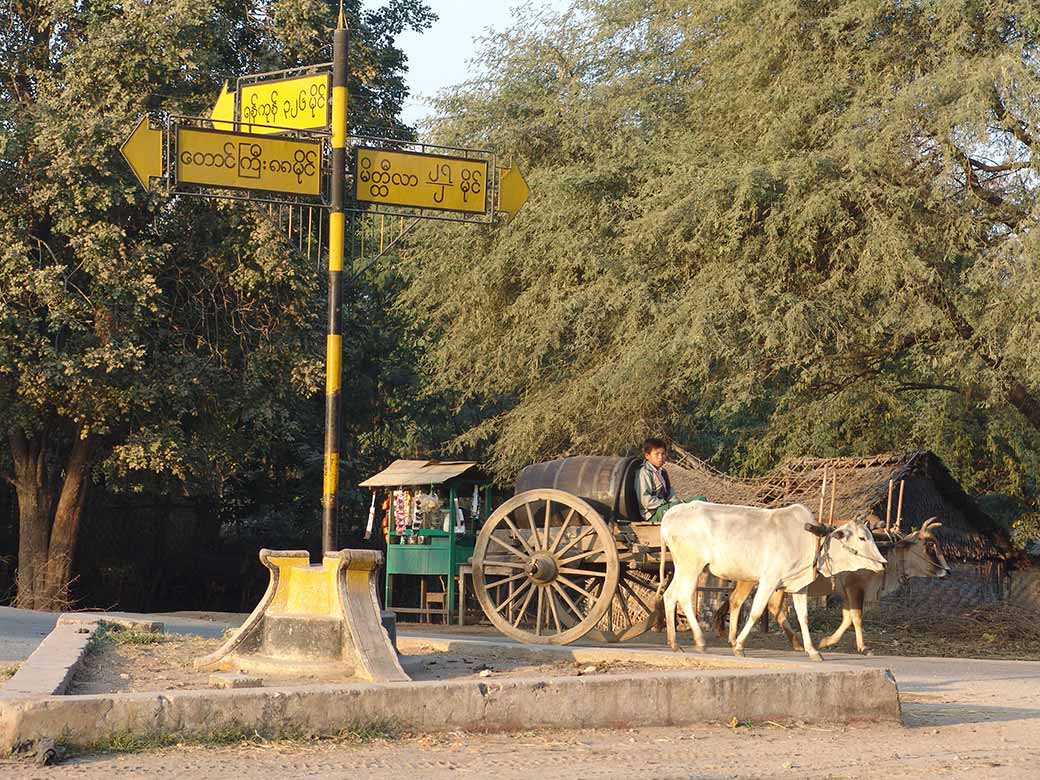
120,116 -> 163,191
354,148 -> 488,215
238,72 -> 331,135
176,126 -> 322,196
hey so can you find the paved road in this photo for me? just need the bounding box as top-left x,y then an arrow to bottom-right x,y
1,612 -> 1038,778
0,606 -> 234,664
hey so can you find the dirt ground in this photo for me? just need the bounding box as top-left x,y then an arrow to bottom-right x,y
1,716 -> 1035,779
66,632 -> 688,694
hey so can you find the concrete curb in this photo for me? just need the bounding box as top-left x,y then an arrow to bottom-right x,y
1,615 -> 163,698
0,665 -> 900,751
1,622 -> 97,697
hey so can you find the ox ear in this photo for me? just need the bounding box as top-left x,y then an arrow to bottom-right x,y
804,523 -> 830,537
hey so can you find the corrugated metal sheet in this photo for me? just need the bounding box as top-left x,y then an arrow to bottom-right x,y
358,459 -> 481,487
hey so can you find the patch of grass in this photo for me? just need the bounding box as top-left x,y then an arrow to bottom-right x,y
0,663 -> 19,680
337,718 -> 400,743
69,719 -> 400,756
92,621 -> 166,647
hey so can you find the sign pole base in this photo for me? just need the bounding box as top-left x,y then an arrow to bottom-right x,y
195,549 -> 409,683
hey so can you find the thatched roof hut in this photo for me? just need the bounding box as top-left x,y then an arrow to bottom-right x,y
667,446 -> 1012,562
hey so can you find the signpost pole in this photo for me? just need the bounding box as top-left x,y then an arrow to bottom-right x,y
322,10 -> 349,554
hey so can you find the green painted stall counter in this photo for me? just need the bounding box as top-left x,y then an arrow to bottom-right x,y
359,460 -> 491,625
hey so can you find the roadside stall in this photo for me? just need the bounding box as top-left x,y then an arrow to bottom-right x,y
360,460 -> 491,624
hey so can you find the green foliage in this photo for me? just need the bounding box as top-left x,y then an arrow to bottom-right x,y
402,0 -> 1040,522
0,0 -> 451,607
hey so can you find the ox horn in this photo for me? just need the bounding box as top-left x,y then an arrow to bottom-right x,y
921,516 -> 942,530
804,523 -> 830,537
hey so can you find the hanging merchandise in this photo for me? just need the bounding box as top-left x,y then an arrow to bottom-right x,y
364,489 -> 377,540
471,485 -> 481,523
410,490 -> 421,531
454,495 -> 466,534
393,489 -> 408,536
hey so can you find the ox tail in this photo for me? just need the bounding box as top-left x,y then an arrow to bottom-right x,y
652,526 -> 669,631
711,598 -> 728,639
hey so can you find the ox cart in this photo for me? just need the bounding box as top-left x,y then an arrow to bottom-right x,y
471,456 -> 698,645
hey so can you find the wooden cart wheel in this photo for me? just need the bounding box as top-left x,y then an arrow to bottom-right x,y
472,489 -> 620,645
592,567 -> 664,643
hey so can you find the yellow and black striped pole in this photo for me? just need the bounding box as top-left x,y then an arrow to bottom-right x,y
322,10 -> 349,553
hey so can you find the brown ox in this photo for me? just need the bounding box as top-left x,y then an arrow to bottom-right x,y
713,519 -> 949,654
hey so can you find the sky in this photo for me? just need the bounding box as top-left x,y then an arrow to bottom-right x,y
364,1 -> 570,128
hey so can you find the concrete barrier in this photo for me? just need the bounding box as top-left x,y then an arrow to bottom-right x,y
0,663 -> 900,753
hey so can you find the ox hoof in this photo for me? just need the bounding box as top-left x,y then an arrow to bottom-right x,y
732,646 -> 745,658
808,651 -> 823,662
694,644 -> 707,654
860,647 -> 873,657
668,642 -> 683,653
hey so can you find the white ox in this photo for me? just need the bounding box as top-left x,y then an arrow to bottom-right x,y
659,501 -> 886,661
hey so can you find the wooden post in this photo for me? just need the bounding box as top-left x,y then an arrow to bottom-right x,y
818,467 -> 827,523
895,480 -> 905,532
885,479 -> 894,531
828,473 -> 837,524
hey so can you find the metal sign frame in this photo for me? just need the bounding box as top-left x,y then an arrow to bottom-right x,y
347,134 -> 497,225
236,62 -> 333,135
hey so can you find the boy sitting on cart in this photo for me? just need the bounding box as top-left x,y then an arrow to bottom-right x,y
638,437 -> 705,523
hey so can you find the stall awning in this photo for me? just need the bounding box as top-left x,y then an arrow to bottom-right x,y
358,459 -> 484,487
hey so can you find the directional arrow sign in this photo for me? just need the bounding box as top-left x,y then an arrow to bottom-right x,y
239,72 -> 331,135
210,81 -> 235,128
354,148 -> 488,214
120,116 -> 163,190
498,164 -> 529,218
175,126 -> 323,196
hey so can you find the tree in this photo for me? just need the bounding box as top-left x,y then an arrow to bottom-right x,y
401,0 -> 1040,514
0,0 -> 435,609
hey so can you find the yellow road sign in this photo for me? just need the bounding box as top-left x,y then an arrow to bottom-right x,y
210,81 -> 235,128
120,116 -> 163,191
498,164 -> 530,218
355,149 -> 488,214
239,72 -> 331,134
176,126 -> 322,196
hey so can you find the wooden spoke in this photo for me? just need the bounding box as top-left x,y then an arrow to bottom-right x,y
487,534 -> 530,562
558,548 -> 601,566
550,508 -> 576,553
619,577 -> 654,614
486,570 -> 530,589
556,574 -> 597,601
559,566 -> 607,577
542,499 -> 553,551
500,513 -> 535,556
535,586 -> 545,635
615,592 -> 633,629
556,527 -> 594,559
495,580 -> 532,614
481,557 -> 529,570
551,581 -> 585,622
524,502 -> 541,551
512,585 -> 536,628
547,587 -> 563,633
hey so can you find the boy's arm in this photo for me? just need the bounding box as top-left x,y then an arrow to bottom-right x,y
637,467 -> 665,518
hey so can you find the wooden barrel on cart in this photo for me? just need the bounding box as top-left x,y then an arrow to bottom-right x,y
472,457 -> 664,645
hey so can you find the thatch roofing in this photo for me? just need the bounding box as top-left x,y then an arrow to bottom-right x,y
667,446 -> 1012,561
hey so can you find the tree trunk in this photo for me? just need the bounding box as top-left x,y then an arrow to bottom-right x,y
40,433 -> 96,611
9,425 -> 97,611
10,428 -> 55,610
